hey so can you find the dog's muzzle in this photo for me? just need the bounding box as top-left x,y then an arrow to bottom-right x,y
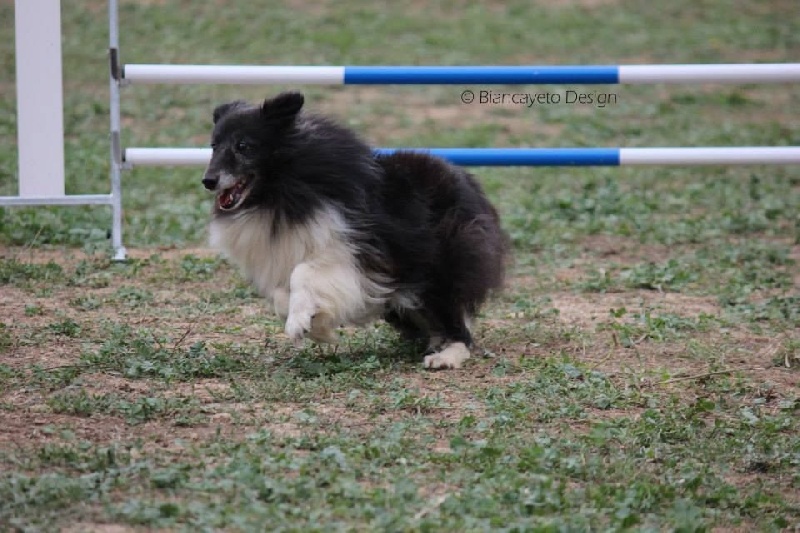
203,172 -> 249,211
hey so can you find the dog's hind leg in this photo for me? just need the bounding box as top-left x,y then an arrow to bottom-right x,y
421,303 -> 473,370
384,308 -> 427,341
384,308 -> 440,352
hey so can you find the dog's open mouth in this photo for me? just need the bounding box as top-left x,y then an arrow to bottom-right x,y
217,180 -> 248,211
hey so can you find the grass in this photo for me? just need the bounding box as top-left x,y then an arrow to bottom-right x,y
0,0 -> 799,530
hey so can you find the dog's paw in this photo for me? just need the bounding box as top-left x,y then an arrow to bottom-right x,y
285,309 -> 313,348
309,312 -> 338,344
423,342 -> 470,370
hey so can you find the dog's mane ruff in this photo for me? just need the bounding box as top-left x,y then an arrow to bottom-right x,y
209,203 -> 394,326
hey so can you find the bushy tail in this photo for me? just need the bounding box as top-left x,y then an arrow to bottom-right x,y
444,202 -> 510,316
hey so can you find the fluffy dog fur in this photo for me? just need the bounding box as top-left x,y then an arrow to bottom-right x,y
202,91 -> 508,369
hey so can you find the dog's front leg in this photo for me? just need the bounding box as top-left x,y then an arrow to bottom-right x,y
284,263 -> 337,347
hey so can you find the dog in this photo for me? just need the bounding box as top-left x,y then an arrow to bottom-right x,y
202,91 -> 508,369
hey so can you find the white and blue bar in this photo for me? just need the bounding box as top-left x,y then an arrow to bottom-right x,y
123,147 -> 800,167
121,64 -> 800,85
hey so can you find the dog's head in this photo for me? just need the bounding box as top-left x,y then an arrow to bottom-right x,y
202,91 -> 305,213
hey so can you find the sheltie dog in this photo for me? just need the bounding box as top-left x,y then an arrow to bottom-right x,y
202,91 -> 508,369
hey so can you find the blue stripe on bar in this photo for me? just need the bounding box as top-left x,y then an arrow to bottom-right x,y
373,148 -> 621,166
344,66 -> 620,84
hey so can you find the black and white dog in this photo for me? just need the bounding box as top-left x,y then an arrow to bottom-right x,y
202,92 -> 508,369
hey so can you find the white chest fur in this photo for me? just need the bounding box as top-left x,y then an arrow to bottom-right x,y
210,209 -> 306,298
208,207 -> 393,326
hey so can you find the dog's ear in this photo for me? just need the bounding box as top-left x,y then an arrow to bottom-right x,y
212,100 -> 246,124
261,92 -> 304,123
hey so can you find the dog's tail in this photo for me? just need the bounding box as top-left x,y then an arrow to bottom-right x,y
443,196 -> 510,316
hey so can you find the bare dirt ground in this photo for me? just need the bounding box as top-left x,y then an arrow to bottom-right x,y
3,241 -> 796,461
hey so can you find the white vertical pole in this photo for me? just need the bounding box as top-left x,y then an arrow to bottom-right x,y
14,0 -> 65,197
109,0 -> 126,260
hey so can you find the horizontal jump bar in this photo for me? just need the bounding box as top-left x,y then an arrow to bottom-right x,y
0,194 -> 114,206
123,147 -> 800,167
121,64 -> 800,85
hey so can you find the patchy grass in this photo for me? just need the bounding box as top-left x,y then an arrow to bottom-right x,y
1,0 -> 799,530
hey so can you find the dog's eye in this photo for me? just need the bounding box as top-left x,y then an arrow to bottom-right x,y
235,140 -> 253,154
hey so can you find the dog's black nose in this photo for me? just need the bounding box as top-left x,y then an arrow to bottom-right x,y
202,177 -> 218,190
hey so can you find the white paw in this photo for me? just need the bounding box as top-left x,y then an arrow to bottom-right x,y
285,309 -> 313,348
309,312 -> 338,344
423,342 -> 471,370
